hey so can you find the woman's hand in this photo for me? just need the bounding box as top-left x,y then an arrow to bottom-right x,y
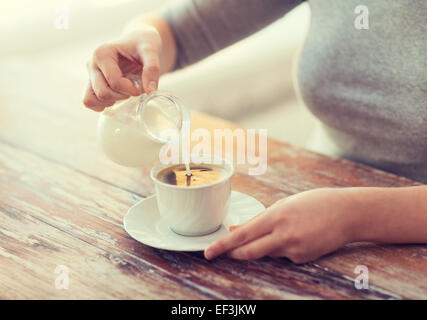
205,188 -> 358,264
83,25 -> 163,112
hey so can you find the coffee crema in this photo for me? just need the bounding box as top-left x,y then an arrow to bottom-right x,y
157,164 -> 225,187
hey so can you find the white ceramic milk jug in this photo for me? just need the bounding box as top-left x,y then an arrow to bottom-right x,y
97,91 -> 190,167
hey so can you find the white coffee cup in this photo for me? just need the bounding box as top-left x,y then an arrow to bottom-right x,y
150,158 -> 234,236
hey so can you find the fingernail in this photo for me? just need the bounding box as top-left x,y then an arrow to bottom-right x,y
204,248 -> 214,260
148,81 -> 157,91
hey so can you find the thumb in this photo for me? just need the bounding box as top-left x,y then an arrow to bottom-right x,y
138,43 -> 161,93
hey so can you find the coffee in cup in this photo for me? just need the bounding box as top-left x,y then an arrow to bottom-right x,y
156,163 -> 226,187
151,158 -> 233,236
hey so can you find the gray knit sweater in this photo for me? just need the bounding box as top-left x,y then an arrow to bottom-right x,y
163,0 -> 427,182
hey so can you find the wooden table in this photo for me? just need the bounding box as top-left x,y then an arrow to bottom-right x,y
0,60 -> 426,300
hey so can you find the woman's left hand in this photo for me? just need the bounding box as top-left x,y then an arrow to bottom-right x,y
204,188 -> 359,264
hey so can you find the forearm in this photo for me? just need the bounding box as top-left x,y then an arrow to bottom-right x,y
123,15 -> 177,75
162,0 -> 303,69
345,186 -> 427,243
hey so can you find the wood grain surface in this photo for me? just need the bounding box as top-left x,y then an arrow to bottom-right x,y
0,60 -> 425,299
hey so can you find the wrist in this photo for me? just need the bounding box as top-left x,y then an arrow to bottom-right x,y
338,188 -> 376,244
123,15 -> 177,75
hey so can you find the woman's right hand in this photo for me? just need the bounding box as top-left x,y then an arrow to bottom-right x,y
83,26 -> 162,112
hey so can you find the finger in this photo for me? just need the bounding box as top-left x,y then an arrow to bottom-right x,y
88,63 -> 129,102
268,248 -> 286,258
227,233 -> 279,260
83,82 -> 115,112
137,43 -> 160,93
229,225 -> 239,232
97,57 -> 141,96
228,208 -> 268,232
205,206 -> 279,260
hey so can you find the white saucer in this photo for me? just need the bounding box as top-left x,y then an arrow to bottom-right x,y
123,191 -> 265,251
